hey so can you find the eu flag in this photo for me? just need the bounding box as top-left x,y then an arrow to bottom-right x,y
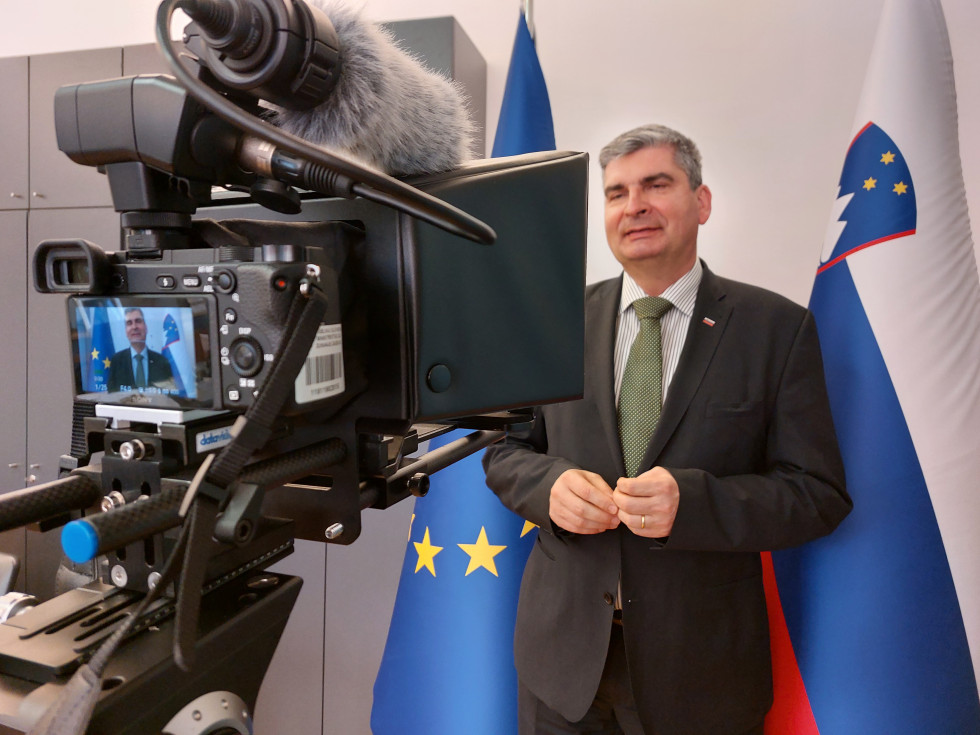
371,431 -> 538,733
85,306 -> 115,392
372,12 -> 555,734
764,1 -> 980,732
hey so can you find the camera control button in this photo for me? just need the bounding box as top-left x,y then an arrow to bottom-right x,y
182,275 -> 202,288
156,275 -> 176,290
214,271 -> 236,292
228,388 -> 241,402
230,337 -> 263,377
224,308 -> 238,323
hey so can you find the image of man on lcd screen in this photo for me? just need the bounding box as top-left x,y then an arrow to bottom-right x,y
106,307 -> 174,393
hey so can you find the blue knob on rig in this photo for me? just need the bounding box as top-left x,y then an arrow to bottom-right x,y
62,519 -> 100,564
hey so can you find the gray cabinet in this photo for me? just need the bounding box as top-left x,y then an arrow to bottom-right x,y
0,48 -> 125,599
122,43 -> 168,76
382,17 -> 488,156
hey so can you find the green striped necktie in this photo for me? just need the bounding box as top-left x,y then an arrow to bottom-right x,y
619,296 -> 673,477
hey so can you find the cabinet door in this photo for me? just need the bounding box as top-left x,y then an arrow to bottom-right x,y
0,212 -> 27,490
123,43 -> 170,76
0,58 -> 29,211
0,210 -> 28,593
28,48 -> 121,209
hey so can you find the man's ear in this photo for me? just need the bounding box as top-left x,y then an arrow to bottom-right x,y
697,185 -> 712,225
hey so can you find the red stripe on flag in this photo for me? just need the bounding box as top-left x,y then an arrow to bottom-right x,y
762,552 -> 821,735
815,229 -> 915,275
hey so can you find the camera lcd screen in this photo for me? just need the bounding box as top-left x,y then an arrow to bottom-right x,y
68,296 -> 214,409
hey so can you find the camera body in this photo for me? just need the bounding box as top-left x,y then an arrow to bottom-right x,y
36,237 -> 348,417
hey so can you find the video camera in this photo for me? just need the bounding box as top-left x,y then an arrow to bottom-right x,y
0,0 -> 586,733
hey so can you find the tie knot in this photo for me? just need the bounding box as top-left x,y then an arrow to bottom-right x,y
633,296 -> 672,321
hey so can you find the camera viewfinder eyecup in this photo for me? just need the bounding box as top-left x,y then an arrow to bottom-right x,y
34,239 -> 114,294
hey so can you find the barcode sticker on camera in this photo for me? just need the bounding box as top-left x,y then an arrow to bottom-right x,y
294,323 -> 345,404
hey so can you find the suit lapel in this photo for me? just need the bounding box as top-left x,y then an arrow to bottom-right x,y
639,265 -> 731,471
587,278 -> 625,473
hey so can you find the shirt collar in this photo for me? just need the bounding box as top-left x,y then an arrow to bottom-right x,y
619,259 -> 703,318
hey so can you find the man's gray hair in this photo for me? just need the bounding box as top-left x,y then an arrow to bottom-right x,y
599,124 -> 703,189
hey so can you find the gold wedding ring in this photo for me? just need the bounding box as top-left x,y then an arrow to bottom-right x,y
641,514 -> 646,529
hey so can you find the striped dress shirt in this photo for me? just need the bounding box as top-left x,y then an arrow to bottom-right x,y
613,259 -> 703,407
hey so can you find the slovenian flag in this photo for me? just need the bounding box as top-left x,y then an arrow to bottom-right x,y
765,0 -> 980,732
161,313 -> 194,398
372,11 -> 555,734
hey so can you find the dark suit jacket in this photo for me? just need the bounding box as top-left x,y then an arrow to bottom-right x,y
106,348 -> 173,392
483,264 -> 851,735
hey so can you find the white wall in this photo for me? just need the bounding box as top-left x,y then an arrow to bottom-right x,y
2,0 -> 978,306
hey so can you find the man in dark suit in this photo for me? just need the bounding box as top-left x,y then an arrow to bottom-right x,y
106,307 -> 173,392
483,124 -> 852,735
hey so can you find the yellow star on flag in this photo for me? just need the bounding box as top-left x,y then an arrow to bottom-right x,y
413,527 -> 442,577
893,181 -> 908,195
881,151 -> 896,164
863,177 -> 877,191
458,526 -> 507,577
103,357 -> 112,369
521,520 -> 538,538
91,348 -> 100,361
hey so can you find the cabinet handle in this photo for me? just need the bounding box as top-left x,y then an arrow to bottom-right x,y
7,463 -> 19,469
9,193 -> 24,199
31,192 -> 45,198
29,464 -> 41,470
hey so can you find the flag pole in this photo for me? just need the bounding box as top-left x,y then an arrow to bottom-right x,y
523,0 -> 535,40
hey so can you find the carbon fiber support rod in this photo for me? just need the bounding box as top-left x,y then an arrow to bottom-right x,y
61,438 -> 347,563
0,474 -> 102,533
61,484 -> 186,564
385,430 -> 505,488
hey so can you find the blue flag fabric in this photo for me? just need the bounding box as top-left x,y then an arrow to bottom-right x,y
767,0 -> 980,731
371,431 -> 538,734
372,13 -> 555,734
85,306 -> 115,392
491,12 -> 555,157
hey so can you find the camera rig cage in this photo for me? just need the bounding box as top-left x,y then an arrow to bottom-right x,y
0,0 -> 587,733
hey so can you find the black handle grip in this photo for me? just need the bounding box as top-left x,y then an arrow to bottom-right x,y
0,475 -> 103,532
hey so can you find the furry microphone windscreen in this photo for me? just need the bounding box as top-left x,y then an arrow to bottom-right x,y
271,0 -> 477,176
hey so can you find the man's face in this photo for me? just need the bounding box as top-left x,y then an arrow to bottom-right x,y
125,310 -> 147,347
603,145 -> 711,273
